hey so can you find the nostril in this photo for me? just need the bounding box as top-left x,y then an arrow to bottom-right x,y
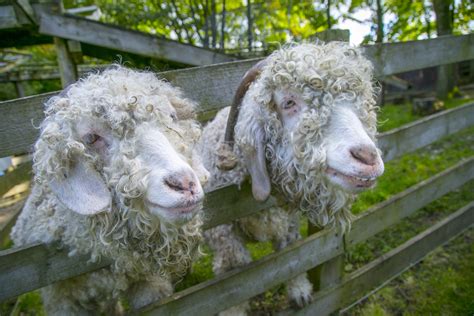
164,175 -> 199,195
350,145 -> 378,166
164,176 -> 187,192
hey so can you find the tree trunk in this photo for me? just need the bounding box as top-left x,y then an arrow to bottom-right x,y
220,0 -> 226,50
211,0 -> 217,48
375,0 -> 383,43
432,0 -> 454,99
327,0 -> 331,29
247,0 -> 253,52
423,1 -> 431,39
203,0 -> 210,48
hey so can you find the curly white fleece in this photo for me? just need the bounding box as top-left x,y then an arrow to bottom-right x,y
11,66 -> 204,313
197,42 -> 379,314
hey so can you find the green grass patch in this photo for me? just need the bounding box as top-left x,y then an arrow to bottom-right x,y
377,97 -> 473,133
347,227 -> 474,315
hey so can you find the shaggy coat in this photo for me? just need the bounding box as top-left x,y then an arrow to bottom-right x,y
11,66 -> 206,314
197,42 -> 383,313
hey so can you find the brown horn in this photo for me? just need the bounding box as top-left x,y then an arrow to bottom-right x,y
217,58 -> 268,170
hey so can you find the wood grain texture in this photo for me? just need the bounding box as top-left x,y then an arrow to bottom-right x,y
295,202 -> 474,316
202,182 -> 276,230
0,242 -> 112,301
1,35 -> 473,157
364,34 -> 474,77
0,156 -> 471,303
39,13 -> 236,66
138,229 -> 342,315
379,102 -> 474,161
348,157 -> 474,245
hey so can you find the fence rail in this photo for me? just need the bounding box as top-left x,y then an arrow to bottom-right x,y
1,155 -> 472,303
1,34 -> 473,157
297,201 -> 474,316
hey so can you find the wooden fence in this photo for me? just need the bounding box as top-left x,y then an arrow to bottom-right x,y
0,34 -> 473,315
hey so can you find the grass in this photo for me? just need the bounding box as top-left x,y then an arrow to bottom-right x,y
1,97 -> 473,315
377,97 -> 473,133
346,227 -> 474,315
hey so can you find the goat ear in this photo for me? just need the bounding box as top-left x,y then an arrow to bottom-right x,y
49,160 -> 111,215
246,139 -> 271,202
237,97 -> 271,202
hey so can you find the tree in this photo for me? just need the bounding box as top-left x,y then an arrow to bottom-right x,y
432,0 -> 454,98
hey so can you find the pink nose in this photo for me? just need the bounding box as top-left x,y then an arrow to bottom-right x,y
350,145 -> 379,166
164,174 -> 198,195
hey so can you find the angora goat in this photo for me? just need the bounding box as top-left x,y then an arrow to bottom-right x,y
11,66 -> 209,314
196,42 -> 384,313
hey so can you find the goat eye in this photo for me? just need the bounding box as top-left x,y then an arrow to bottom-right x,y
283,99 -> 296,109
170,113 -> 178,121
84,133 -> 101,145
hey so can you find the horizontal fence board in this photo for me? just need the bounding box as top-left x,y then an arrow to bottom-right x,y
138,229 -> 342,315
0,5 -> 21,29
39,13 -> 235,67
1,34 -> 473,156
347,157 -> 474,245
379,102 -> 474,161
0,243 -> 112,301
365,34 -> 474,77
0,65 -> 107,82
296,201 -> 474,316
0,92 -> 53,157
0,154 -> 471,302
0,182 -> 275,302
203,182 -> 276,230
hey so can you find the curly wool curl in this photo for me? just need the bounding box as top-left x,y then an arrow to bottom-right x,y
13,66 -> 204,289
235,42 -> 380,230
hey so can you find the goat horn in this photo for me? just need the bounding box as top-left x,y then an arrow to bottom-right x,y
217,58 -> 268,170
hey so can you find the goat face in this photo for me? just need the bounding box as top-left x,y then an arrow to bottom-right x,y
272,88 -> 384,193
36,67 -> 205,225
234,43 -> 384,226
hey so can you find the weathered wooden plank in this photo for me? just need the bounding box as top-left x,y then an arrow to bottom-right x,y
365,34 -> 474,77
0,181 -> 274,302
348,157 -> 474,246
54,36 -> 78,87
39,13 -> 236,66
138,229 -> 342,315
0,155 -> 471,302
0,5 -> 21,29
15,0 -> 37,24
202,182 -> 276,230
0,161 -> 32,197
0,92 -> 49,157
1,35 -> 473,157
379,102 -> 474,161
296,201 -> 474,316
0,65 -> 105,82
0,242 -> 112,301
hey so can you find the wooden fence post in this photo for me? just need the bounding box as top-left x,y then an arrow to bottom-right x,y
52,0 -> 78,87
306,224 -> 345,291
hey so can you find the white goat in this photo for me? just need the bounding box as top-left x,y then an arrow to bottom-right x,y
196,42 -> 385,314
11,66 -> 209,314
